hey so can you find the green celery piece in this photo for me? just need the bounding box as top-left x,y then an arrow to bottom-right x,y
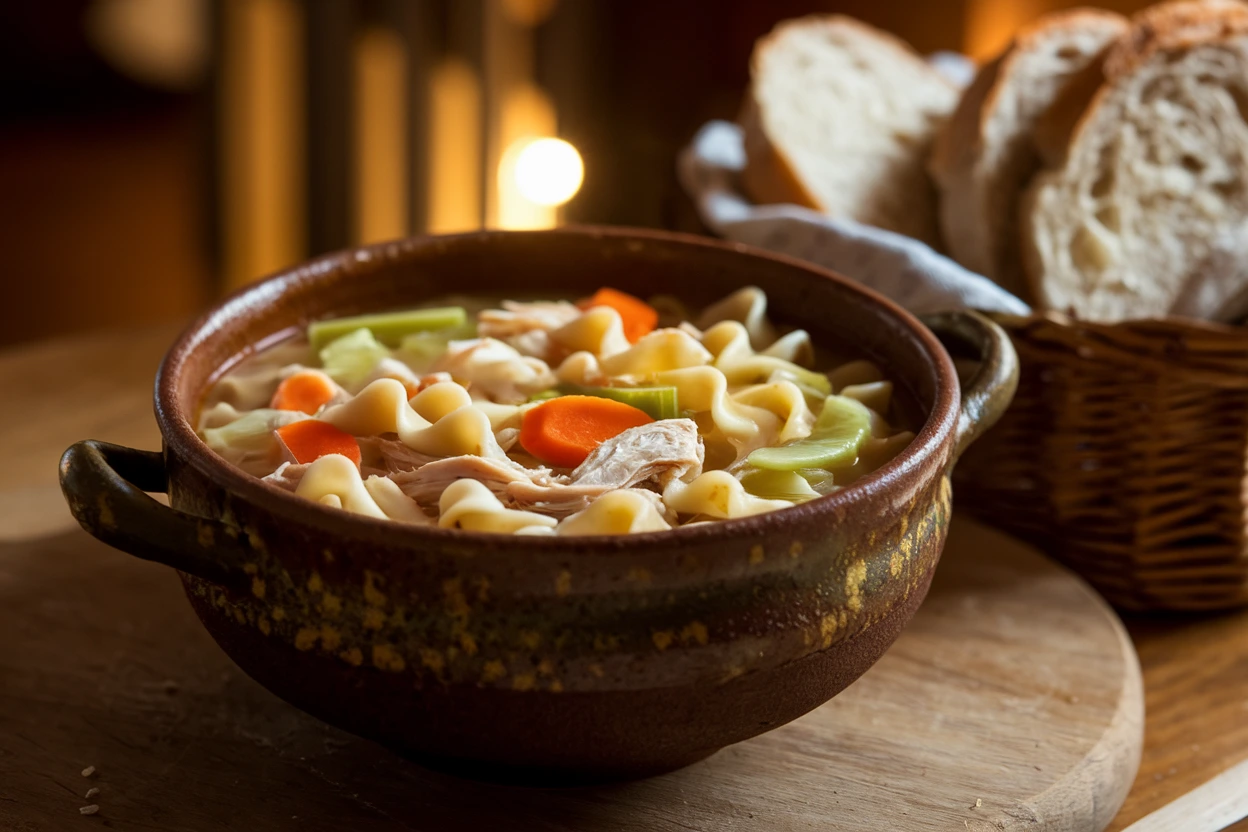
740,468 -> 820,502
308,306 -> 468,350
395,322 -> 476,372
528,389 -> 562,402
561,384 -> 680,420
747,395 -> 872,471
319,328 -> 391,388
201,408 -> 308,455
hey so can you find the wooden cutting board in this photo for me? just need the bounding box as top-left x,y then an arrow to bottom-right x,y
0,328 -> 1144,831
0,514 -> 1143,832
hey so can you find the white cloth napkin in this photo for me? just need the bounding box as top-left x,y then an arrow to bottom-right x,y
676,120 -> 1031,317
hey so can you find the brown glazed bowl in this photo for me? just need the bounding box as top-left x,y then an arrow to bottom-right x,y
60,227 -> 1017,783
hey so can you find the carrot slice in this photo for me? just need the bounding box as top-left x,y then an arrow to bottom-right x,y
519,395 -> 654,468
271,370 -> 338,415
577,288 -> 658,343
275,420 -> 361,467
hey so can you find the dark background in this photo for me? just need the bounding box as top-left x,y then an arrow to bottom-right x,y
0,0 -> 1147,348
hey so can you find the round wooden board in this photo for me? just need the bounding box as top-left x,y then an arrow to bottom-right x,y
0,516 -> 1143,832
0,330 -> 1143,831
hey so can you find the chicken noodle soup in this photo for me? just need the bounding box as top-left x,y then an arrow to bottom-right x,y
197,287 -> 916,535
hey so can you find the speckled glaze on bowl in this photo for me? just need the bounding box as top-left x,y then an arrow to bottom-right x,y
60,227 -> 1017,782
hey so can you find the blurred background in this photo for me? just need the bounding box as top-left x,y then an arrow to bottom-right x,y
0,0 -> 1154,349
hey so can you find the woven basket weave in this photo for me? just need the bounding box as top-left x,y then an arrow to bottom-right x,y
952,312 -> 1248,611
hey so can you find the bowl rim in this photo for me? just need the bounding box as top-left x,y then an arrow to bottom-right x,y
155,225 -> 960,550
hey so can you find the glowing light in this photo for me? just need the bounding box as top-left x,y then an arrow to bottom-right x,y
512,138 -> 584,207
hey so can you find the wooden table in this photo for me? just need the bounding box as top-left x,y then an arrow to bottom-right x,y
2,326 -> 1245,831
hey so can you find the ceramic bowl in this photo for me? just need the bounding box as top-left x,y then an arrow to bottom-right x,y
60,227 -> 1017,782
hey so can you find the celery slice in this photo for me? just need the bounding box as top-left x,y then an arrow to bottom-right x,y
319,328 -> 391,388
395,322 -> 476,373
740,468 -> 820,502
308,306 -> 468,350
528,389 -> 562,402
561,384 -> 680,420
747,395 -> 872,471
201,408 -> 308,456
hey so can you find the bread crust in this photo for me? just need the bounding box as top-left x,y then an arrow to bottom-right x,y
929,8 -> 1128,300
740,15 -> 956,246
1021,0 -> 1248,320
1106,0 -> 1248,78
1033,0 -> 1248,171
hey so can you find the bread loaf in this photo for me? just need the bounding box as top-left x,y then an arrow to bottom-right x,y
1022,0 -> 1248,321
740,15 -> 958,248
929,9 -> 1128,300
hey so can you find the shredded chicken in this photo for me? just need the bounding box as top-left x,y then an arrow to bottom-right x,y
496,427 -> 521,452
361,358 -> 421,394
431,338 -> 556,402
389,418 -> 705,518
568,418 -> 703,489
389,454 -> 559,506
262,462 -> 309,491
358,435 -> 441,473
478,300 -> 582,359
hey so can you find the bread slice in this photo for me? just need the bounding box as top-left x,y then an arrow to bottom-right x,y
1021,0 -> 1248,322
929,9 -> 1128,300
740,15 -> 959,248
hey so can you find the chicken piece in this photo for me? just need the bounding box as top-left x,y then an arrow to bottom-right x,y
507,482 -> 622,517
361,358 -> 422,397
390,454 -> 557,507
478,300 -> 582,360
432,338 -> 556,403
497,427 -> 521,452
390,454 -> 591,517
389,418 -> 705,518
568,418 -> 703,489
357,435 -> 441,473
262,461 -> 308,491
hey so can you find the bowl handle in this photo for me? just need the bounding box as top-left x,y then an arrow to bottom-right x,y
59,440 -> 250,588
920,311 -> 1019,463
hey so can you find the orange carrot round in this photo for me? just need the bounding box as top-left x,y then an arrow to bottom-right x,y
271,370 -> 338,415
577,287 -> 658,343
519,395 -> 654,468
275,420 -> 361,467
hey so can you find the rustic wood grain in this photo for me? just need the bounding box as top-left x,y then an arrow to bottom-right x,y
0,515 -> 1143,832
0,327 -> 1238,831
1107,609 -> 1248,831
1120,756 -> 1248,832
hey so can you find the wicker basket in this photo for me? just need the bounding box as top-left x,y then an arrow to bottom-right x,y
953,312 -> 1248,611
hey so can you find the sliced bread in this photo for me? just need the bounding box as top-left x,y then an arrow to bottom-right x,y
740,15 -> 959,248
929,8 -> 1128,300
1021,0 -> 1248,322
